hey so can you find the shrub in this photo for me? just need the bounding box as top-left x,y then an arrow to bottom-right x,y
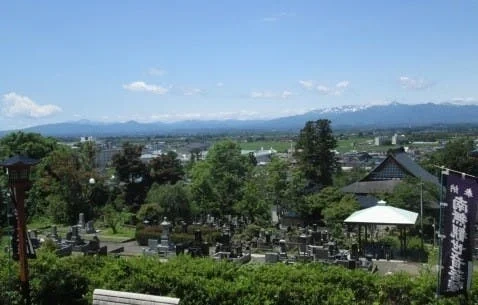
135,225 -> 162,246
0,251 -> 477,305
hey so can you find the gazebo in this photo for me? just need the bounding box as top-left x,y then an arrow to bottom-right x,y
344,200 -> 418,256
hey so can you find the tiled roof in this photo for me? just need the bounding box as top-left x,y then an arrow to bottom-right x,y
342,180 -> 401,194
392,152 -> 439,185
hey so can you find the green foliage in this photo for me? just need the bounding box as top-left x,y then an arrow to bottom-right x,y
29,252 -> 89,305
234,179 -> 270,223
264,157 -> 289,210
144,182 -> 193,222
190,140 -> 251,217
0,253 -> 477,305
296,119 -> 338,187
387,177 -> 439,213
422,138 -> 478,176
135,225 -> 163,245
333,168 -> 368,188
28,146 -> 103,223
112,142 -> 149,207
102,203 -> 125,234
299,186 -> 343,220
148,151 -> 184,185
323,193 -> 360,225
137,203 -> 164,224
0,131 -> 57,159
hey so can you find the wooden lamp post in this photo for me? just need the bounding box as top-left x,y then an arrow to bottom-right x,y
1,155 -> 39,305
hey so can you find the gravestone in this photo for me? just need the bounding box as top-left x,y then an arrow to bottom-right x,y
278,239 -> 287,260
78,213 -> 85,229
85,221 -> 96,234
311,231 -> 321,246
51,225 -> 58,240
71,225 -> 79,240
265,252 -> 279,263
298,234 -> 308,256
181,221 -> 188,233
351,243 -> 359,260
194,229 -> 202,242
68,225 -> 85,246
158,218 -> 171,256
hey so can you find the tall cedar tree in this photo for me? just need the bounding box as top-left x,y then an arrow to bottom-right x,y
296,119 -> 338,188
112,142 -> 149,208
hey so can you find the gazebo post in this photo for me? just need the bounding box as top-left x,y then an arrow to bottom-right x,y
358,225 -> 362,255
404,227 -> 407,255
364,225 -> 368,245
399,227 -> 404,256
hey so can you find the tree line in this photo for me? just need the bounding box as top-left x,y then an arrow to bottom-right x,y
3,120 -> 474,232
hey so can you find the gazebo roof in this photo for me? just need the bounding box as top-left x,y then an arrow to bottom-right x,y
344,201 -> 418,226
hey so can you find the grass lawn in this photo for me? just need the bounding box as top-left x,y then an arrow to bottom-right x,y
27,217 -> 136,242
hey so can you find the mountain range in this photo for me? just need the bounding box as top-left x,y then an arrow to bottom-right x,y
3,102 -> 478,137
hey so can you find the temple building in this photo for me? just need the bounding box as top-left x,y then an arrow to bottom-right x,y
341,151 -> 439,208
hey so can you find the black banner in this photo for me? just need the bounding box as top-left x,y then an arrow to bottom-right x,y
439,172 -> 478,296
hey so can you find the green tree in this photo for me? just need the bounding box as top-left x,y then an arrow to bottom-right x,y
0,131 -> 57,159
28,147 -> 103,223
322,193 -> 360,224
296,119 -> 338,187
136,203 -> 164,224
234,175 -> 270,224
386,177 -> 439,213
265,157 -> 289,210
333,167 -> 368,188
190,140 -> 251,217
300,186 -> 343,221
102,202 -> 125,234
284,169 -> 308,215
112,142 -> 150,208
148,151 -> 184,185
77,141 -> 97,171
145,182 -> 193,223
422,138 -> 478,176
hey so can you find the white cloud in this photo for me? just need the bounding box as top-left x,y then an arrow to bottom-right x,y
281,90 -> 293,99
316,85 -> 331,94
149,68 -> 167,76
250,90 -> 293,99
299,80 -> 315,90
123,81 -> 169,95
399,76 -> 433,90
1,92 -> 62,118
335,80 -> 350,89
182,87 -> 204,96
300,80 -> 350,96
216,82 -> 224,87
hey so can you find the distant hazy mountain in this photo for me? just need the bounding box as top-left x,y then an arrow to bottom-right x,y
4,102 -> 478,137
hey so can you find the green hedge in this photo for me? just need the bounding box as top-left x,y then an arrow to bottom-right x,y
0,252 -> 477,305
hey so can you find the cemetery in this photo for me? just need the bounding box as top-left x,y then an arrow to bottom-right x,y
2,130 -> 478,304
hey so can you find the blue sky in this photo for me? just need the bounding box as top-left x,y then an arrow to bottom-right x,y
1,1 -> 478,130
